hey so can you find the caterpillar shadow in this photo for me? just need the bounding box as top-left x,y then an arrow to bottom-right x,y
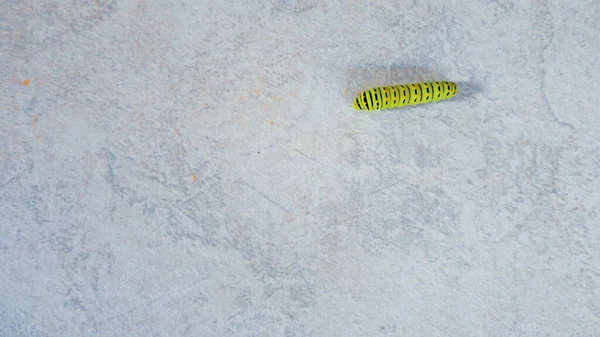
344,63 -> 473,97
453,80 -> 483,103
345,64 -> 447,93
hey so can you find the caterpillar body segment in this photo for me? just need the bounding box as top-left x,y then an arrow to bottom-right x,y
353,81 -> 458,111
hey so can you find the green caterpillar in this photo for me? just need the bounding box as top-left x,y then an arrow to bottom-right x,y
353,81 -> 458,111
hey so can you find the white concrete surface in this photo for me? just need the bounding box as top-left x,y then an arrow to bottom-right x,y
2,0 -> 600,336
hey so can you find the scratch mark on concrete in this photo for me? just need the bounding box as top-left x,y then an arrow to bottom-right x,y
293,147 -> 318,163
1,167 -> 28,188
236,180 -> 290,213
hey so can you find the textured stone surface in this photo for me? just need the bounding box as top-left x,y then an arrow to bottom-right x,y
2,0 -> 599,336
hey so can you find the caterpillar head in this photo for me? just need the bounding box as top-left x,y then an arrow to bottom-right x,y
353,91 -> 376,110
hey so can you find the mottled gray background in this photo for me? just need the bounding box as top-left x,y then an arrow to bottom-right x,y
2,0 -> 599,336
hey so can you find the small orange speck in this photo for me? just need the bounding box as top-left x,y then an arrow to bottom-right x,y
250,90 -> 262,95
192,175 -> 197,182
270,121 -> 274,125
23,79 -> 31,86
36,135 -> 41,138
